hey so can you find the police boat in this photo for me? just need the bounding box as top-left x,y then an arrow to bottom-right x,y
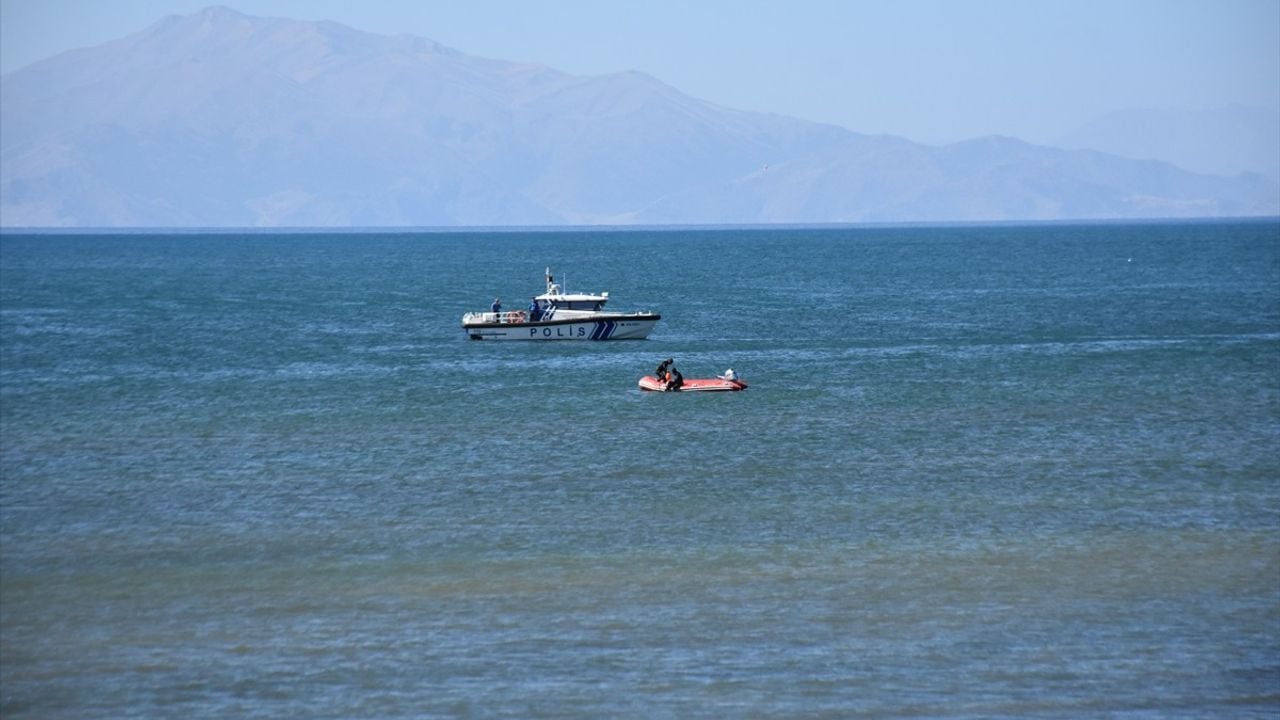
462,268 -> 661,341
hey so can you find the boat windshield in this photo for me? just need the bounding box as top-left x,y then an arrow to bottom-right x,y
553,300 -> 605,311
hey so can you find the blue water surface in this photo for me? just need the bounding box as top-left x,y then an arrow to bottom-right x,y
2,221 -> 1278,718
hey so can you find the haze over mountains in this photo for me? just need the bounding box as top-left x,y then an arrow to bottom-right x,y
2,6 -> 1276,227
1055,106 -> 1280,185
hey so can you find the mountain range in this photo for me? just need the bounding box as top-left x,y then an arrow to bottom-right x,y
2,6 -> 1277,227
1055,106 -> 1280,185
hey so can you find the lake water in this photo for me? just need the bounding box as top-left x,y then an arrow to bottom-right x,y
2,221 -> 1278,718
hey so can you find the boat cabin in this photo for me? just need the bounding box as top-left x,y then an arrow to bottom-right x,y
530,290 -> 609,321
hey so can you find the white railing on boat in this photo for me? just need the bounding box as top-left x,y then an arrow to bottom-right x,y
462,310 -> 530,324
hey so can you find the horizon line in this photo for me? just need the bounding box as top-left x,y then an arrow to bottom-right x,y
3,216 -> 1279,235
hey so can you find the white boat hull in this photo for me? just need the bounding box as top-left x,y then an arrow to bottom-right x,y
464,315 -> 659,340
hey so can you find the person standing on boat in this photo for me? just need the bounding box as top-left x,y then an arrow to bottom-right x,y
491,297 -> 502,322
528,297 -> 541,322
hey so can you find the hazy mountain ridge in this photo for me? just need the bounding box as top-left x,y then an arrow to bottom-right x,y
2,6 -> 1276,227
1056,107 -> 1280,184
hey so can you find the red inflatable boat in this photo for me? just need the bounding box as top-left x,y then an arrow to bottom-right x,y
638,374 -> 748,392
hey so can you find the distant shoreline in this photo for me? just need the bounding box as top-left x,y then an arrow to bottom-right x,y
3,216 -> 1278,236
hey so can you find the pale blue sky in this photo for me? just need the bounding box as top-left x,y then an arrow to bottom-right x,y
2,0 -> 1277,144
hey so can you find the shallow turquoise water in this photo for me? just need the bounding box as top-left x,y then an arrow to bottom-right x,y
2,221 -> 1279,717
